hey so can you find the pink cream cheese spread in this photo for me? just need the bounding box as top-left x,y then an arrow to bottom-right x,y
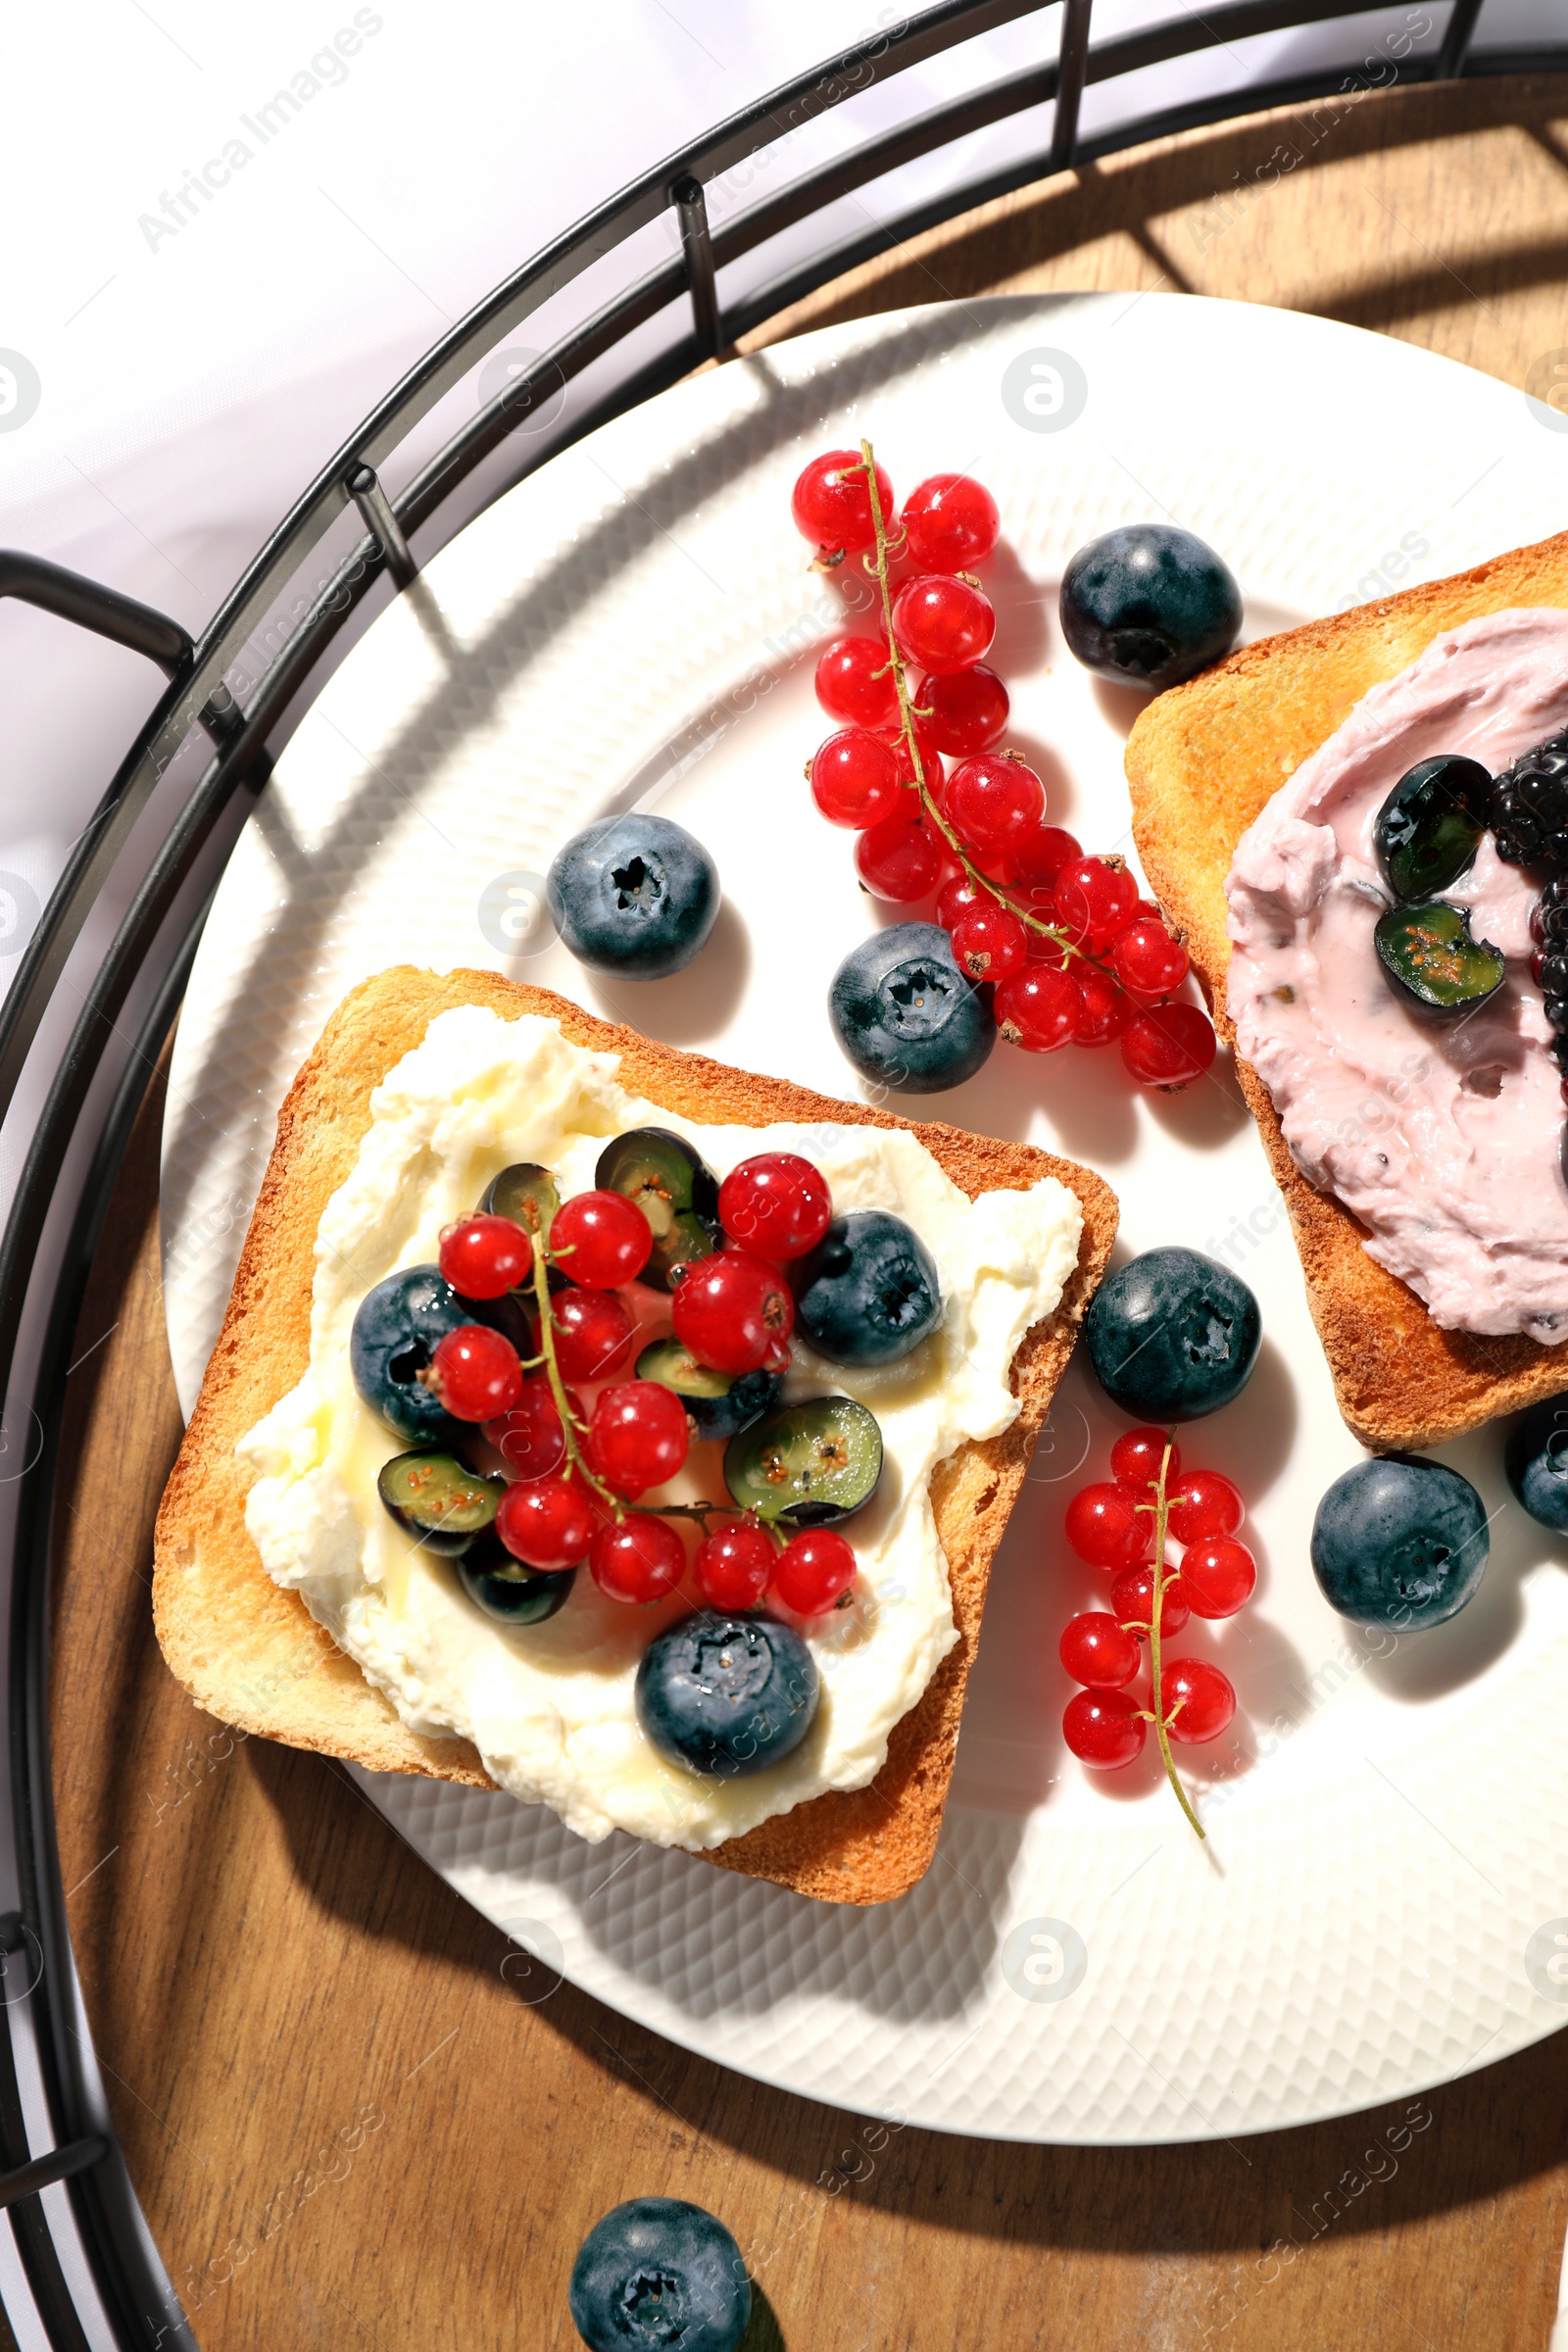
1225,607 -> 1568,1342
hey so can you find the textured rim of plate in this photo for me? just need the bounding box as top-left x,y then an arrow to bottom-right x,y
161,296 -> 1568,2143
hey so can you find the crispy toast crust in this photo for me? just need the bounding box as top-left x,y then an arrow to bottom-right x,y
1126,529 -> 1568,1451
154,968 -> 1116,1904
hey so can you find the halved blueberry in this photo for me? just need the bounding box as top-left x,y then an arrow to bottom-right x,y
1311,1455 -> 1488,1628
456,1532 -> 574,1625
635,1611 -> 819,1780
1374,900 -> 1505,1018
1373,755 -> 1490,902
377,1448 -> 506,1554
635,1338 -> 781,1442
1059,524 -> 1242,691
1084,1248 -> 1259,1421
548,813 -> 718,979
829,921 -> 994,1094
477,1160 -> 560,1238
792,1208 -> 942,1366
596,1127 -> 720,1291
350,1264 -> 468,1443
569,2197 -> 750,2352
723,1396 -> 883,1526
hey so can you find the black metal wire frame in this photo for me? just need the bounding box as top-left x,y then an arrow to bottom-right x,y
0,0 -> 1560,2337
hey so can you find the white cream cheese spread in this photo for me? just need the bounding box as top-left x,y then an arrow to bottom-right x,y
236,1006 -> 1082,1848
1226,607 -> 1568,1341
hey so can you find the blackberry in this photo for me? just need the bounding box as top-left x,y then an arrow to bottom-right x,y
1532,872 -> 1568,950
1489,729 -> 1568,868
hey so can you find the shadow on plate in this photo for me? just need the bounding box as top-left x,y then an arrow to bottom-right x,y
586,896 -> 753,1048
1141,1048 -> 1252,1152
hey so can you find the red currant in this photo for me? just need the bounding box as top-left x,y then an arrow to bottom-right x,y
589,1513 -> 686,1603
496,1473 -> 595,1570
1063,1687 -> 1147,1768
1165,1468 -> 1245,1544
951,903 -> 1030,982
718,1152 -> 832,1260
1054,857 -> 1140,950
996,965 -> 1081,1053
899,474 -> 1001,571
671,1251 -> 793,1375
1180,1536 -> 1256,1619
550,1189 -> 653,1289
1111,1564 -> 1190,1641
1011,825 -> 1083,905
1165,1658 -> 1237,1743
855,815 -> 942,902
1109,1426 -> 1180,1494
426,1325 -> 522,1420
891,574 -> 996,673
1072,967 -> 1132,1048
548,1289 -> 634,1381
1112,918 -> 1190,1000
916,664 -> 1009,757
936,871 -> 1004,931
944,753 -> 1045,854
589,1381 -> 690,1496
1025,927 -> 1071,968
880,716 -> 947,788
1121,1003 -> 1217,1088
486,1378 -> 583,1481
791,450 -> 894,555
772,1527 -> 858,1614
815,637 -> 899,728
1058,1611 -> 1141,1690
1064,1482 -> 1151,1571
438,1214 -> 530,1300
693,1518 -> 775,1610
809,729 -> 902,829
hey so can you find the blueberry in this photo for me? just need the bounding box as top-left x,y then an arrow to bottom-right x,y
829,921 -> 994,1094
1059,524 -> 1242,692
569,2197 -> 750,2352
1311,1455 -> 1489,1628
548,813 -> 718,979
350,1264 -> 468,1443
1084,1248 -> 1259,1421
457,1534 -> 574,1625
377,1449 -> 506,1554
724,1396 -> 883,1525
792,1208 -> 943,1367
1505,1396 -> 1568,1532
635,1611 -> 818,1780
635,1338 -> 781,1442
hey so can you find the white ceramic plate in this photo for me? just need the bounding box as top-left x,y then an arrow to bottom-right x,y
162,296 -> 1568,2143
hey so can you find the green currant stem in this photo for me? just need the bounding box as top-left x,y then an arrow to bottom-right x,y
1145,1436 -> 1204,1841
522,1233 -> 759,1534
527,1233 -> 623,1519
856,437 -> 1119,980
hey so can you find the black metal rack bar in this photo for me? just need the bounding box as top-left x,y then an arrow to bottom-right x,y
0,0 -> 1555,2338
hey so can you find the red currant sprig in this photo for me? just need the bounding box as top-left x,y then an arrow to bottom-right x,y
1060,1429 -> 1249,1838
475,1193 -> 859,1615
847,440 -> 1215,1089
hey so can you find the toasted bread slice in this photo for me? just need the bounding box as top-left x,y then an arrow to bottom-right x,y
1127,530 -> 1568,1452
154,967 -> 1116,1904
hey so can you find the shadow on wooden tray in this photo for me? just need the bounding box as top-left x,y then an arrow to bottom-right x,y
241,1723 -> 1568,2261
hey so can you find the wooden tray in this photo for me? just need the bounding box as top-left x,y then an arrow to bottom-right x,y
52,75 -> 1568,2349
